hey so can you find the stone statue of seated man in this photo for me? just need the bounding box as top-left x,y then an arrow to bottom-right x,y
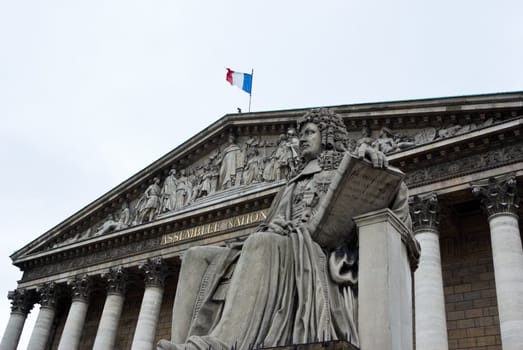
158,108 -> 411,350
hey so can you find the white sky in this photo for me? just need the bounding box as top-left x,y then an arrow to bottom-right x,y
1,0 -> 522,347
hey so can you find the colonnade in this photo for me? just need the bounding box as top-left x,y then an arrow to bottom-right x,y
412,175 -> 523,350
1,176 -> 522,350
0,258 -> 167,350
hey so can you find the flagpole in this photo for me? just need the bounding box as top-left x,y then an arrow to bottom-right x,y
248,69 -> 253,112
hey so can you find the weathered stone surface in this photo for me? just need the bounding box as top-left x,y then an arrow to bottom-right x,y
472,174 -> 520,217
140,257 -> 168,288
410,192 -> 439,232
259,340 -> 359,350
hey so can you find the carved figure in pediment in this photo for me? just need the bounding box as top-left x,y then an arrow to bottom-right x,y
135,177 -> 161,224
372,126 -> 398,154
174,169 -> 191,210
118,202 -> 131,227
186,171 -> 197,204
283,127 -> 300,177
218,133 -> 244,190
393,133 -> 416,150
271,134 -> 288,180
94,214 -> 120,237
243,147 -> 264,185
436,123 -> 462,139
160,168 -> 178,213
413,127 -> 437,145
158,108 -> 410,350
197,164 -> 213,198
356,126 -> 375,159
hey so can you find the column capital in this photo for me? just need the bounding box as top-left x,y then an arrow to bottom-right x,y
7,288 -> 34,315
409,193 -> 440,233
472,174 -> 520,218
139,257 -> 168,288
102,266 -> 128,295
37,282 -> 59,309
68,274 -> 91,302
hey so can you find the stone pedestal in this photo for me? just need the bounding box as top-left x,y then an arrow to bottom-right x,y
130,257 -> 168,350
473,175 -> 523,350
354,209 -> 420,350
57,275 -> 91,350
26,283 -> 58,350
93,267 -> 128,350
0,289 -> 33,350
410,194 -> 448,350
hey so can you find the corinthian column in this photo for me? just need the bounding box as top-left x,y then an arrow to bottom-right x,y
0,289 -> 34,350
130,257 -> 168,350
410,193 -> 448,350
92,267 -> 128,350
26,282 -> 58,350
57,275 -> 91,350
472,175 -> 523,350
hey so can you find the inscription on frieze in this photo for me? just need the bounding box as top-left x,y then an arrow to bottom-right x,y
160,209 -> 269,245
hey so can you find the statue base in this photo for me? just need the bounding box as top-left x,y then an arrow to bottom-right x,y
354,209 -> 420,350
260,340 -> 359,350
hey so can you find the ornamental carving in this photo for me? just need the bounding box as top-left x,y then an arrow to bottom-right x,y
68,274 -> 91,302
102,266 -> 128,295
472,175 -> 520,217
405,142 -> 523,186
353,117 -> 496,156
47,111 -> 510,250
139,257 -> 168,288
409,193 -> 439,232
7,289 -> 34,315
37,282 -> 58,309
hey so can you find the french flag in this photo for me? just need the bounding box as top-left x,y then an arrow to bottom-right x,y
226,68 -> 253,94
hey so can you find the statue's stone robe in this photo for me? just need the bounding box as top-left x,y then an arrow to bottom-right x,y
166,156 -> 411,350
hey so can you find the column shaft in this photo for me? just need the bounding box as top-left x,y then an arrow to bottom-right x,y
92,293 -> 125,350
57,300 -> 88,350
26,307 -> 56,350
489,214 -> 523,350
414,230 -> 448,350
130,286 -> 164,350
0,312 -> 27,350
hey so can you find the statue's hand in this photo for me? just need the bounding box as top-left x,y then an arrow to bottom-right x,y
360,147 -> 388,168
260,216 -> 295,236
157,339 -> 177,350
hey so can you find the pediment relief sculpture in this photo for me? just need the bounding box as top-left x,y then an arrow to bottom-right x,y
47,111 -> 507,250
352,116 -> 497,155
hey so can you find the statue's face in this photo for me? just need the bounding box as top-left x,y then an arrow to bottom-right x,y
299,122 -> 322,161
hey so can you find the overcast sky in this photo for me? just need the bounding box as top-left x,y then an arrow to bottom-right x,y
1,0 -> 522,347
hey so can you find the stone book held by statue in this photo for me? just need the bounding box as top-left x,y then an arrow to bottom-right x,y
309,153 -> 404,249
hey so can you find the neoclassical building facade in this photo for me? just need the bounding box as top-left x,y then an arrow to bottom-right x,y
1,92 -> 522,350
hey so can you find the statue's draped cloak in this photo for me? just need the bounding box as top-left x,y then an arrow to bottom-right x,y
173,159 -> 411,350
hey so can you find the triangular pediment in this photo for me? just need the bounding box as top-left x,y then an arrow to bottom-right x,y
11,92 -> 523,267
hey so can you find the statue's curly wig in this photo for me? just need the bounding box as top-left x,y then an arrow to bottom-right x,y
297,108 -> 349,152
